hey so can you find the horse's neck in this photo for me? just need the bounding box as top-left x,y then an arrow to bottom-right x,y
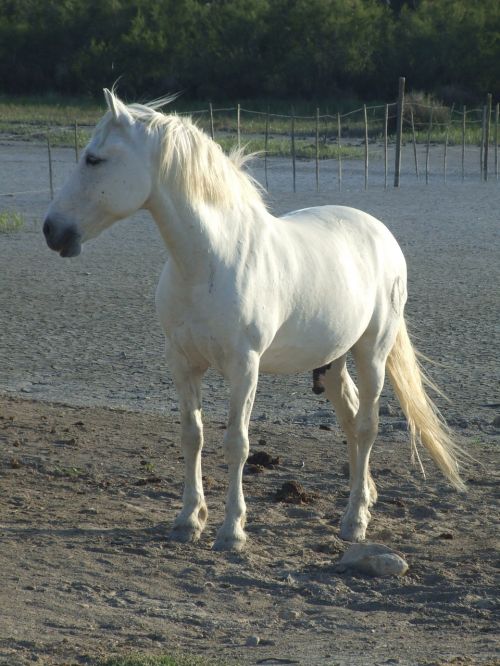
147,185 -> 256,280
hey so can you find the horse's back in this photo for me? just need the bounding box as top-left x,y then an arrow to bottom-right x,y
276,204 -> 406,293
280,205 -> 403,261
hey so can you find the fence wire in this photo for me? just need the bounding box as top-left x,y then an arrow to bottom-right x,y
1,96 -> 498,206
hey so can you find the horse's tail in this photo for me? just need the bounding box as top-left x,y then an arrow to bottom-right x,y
386,318 -> 466,491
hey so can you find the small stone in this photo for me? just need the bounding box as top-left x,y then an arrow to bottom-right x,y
335,542 -> 408,577
280,609 -> 301,620
79,507 -> 98,515
492,415 -> 500,429
246,635 -> 260,646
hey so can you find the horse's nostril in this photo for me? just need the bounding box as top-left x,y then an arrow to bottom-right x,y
43,218 -> 52,239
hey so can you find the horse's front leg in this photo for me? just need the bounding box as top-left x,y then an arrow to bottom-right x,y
168,351 -> 208,543
214,351 -> 260,552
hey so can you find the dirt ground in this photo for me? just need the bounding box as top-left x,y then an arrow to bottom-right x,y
0,396 -> 498,666
0,149 -> 499,665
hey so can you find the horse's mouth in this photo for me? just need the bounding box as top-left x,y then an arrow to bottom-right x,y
43,218 -> 81,258
59,241 -> 82,258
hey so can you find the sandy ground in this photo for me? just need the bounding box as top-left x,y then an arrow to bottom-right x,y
0,144 -> 499,665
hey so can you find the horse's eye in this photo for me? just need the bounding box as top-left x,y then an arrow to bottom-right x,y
85,153 -> 103,166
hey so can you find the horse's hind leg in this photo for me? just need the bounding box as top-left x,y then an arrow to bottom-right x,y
167,350 -> 208,543
339,331 -> 397,542
323,357 -> 377,507
323,357 -> 358,478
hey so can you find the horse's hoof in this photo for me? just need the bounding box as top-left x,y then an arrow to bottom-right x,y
340,515 -> 368,543
169,524 -> 202,543
213,529 -> 247,552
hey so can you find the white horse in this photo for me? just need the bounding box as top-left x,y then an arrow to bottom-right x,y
43,90 -> 464,551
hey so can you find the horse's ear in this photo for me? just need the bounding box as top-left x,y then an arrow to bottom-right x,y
103,88 -> 133,126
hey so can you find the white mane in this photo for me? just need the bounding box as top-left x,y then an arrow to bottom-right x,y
100,96 -> 267,211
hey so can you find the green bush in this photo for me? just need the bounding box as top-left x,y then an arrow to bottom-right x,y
0,210 -> 25,233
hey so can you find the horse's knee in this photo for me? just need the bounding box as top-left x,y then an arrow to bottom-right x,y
223,428 -> 249,466
181,412 -> 203,448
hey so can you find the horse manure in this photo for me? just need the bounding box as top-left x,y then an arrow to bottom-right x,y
247,451 -> 280,468
245,464 -> 266,475
275,480 -> 315,504
134,476 -> 162,486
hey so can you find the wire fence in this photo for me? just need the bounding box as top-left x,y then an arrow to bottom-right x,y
0,78 -> 498,209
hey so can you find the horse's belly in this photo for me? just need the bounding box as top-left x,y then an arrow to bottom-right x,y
260,345 -> 343,374
259,313 -> 366,374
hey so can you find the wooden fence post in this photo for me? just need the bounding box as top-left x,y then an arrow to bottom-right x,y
495,102 -> 499,180
444,104 -> 454,184
264,107 -> 270,191
410,107 -> 419,180
47,132 -> 54,200
462,106 -> 466,181
483,93 -> 492,181
315,107 -> 320,192
74,121 -> 79,163
384,104 -> 389,189
337,112 -> 342,192
394,76 -> 405,187
209,102 -> 215,140
237,103 -> 241,149
425,107 -> 433,185
291,109 -> 296,193
363,104 -> 368,190
480,105 -> 486,180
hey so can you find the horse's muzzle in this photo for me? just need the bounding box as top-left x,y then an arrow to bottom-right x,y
43,217 -> 82,257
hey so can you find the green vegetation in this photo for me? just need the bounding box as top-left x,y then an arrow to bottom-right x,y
0,210 -> 25,233
0,1 -> 498,102
219,137 -> 368,160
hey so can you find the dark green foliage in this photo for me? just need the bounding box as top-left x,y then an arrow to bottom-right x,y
0,0 -> 498,100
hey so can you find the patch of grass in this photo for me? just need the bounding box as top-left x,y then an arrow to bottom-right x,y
217,136 -> 368,160
53,465 -> 86,479
0,95 -> 103,125
411,126 -> 484,146
0,210 -> 25,233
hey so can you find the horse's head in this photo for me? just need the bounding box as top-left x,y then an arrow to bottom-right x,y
43,89 -> 154,257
